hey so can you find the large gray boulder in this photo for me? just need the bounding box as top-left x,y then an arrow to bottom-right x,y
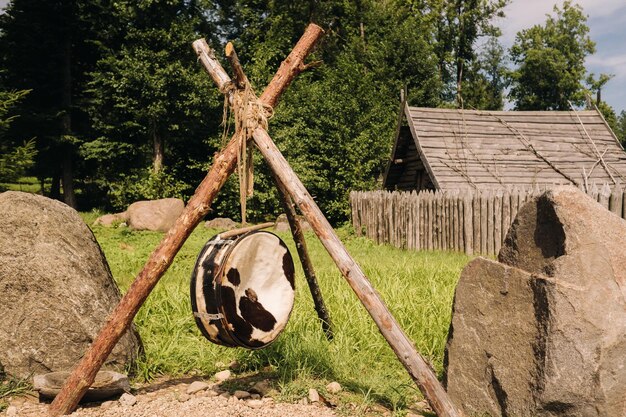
127,198 -> 184,232
445,186 -> 626,417
0,192 -> 141,378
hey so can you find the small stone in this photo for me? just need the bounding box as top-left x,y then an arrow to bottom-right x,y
308,388 -> 319,403
186,381 -> 210,395
220,391 -> 231,398
100,401 -> 116,409
299,398 -> 308,405
6,406 -> 17,417
204,389 -> 219,397
247,399 -> 264,409
214,370 -> 231,382
234,390 -> 251,400
228,360 -> 240,370
250,380 -> 270,396
119,393 -> 137,407
326,381 -> 342,394
250,393 -> 261,400
178,393 -> 190,403
228,396 -> 239,404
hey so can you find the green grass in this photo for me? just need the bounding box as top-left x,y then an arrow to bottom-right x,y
0,373 -> 32,412
0,176 -> 41,193
89,221 -> 471,413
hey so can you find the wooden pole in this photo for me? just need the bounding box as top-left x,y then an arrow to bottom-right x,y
49,23 -> 324,416
274,174 -> 334,340
223,41 -> 333,340
252,128 -> 465,417
218,221 -> 274,239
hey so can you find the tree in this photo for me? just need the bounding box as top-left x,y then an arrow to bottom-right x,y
207,0 -> 444,223
461,36 -> 508,109
0,89 -> 37,184
0,0 -> 109,207
615,111 -> 626,144
421,0 -> 508,104
84,0 -> 223,209
509,1 -> 595,110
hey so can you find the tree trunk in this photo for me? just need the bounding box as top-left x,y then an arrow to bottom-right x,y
60,26 -> 76,208
152,128 -> 164,173
50,171 -> 61,200
62,150 -> 76,208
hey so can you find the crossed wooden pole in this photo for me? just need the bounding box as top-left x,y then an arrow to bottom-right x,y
49,24 -> 464,417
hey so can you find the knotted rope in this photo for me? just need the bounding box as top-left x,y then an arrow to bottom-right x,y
221,80 -> 273,224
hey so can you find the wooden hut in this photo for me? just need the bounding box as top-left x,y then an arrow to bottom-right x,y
383,104 -> 626,192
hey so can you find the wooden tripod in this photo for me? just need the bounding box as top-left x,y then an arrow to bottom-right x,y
49,24 -> 464,417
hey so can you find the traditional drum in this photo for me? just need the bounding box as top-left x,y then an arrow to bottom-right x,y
190,231 -> 295,349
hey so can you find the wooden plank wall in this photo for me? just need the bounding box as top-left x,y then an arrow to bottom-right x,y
350,184 -> 625,255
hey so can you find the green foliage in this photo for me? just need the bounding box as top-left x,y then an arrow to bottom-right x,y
615,111 -> 626,144
85,0 -> 222,202
509,1 -> 595,110
424,0 -> 509,104
108,168 -> 192,211
91,220 -> 471,410
0,372 -> 32,411
0,89 -> 37,183
461,36 -> 508,110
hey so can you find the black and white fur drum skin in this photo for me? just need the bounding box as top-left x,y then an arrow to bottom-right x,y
190,231 -> 295,349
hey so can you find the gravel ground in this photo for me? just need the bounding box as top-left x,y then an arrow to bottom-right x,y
3,380 -> 339,417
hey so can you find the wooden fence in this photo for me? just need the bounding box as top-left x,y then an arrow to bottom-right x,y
350,184 -> 626,255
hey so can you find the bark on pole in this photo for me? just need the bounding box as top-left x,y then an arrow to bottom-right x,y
274,174 -> 334,340
48,23 -> 324,417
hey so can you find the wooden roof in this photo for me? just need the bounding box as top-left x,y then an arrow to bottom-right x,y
384,105 -> 626,191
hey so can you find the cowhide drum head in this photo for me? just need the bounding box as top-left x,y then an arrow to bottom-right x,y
190,231 -> 295,349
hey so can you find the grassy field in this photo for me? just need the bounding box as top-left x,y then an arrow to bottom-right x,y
82,211 -> 471,413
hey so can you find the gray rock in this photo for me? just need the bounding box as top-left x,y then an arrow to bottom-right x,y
127,198 -> 184,232
0,192 -> 141,379
250,380 -> 270,396
100,401 -> 116,409
308,388 -> 319,403
274,213 -> 312,233
234,390 -> 250,399
93,212 -> 128,227
186,381 -> 210,395
34,371 -> 130,402
178,393 -> 191,403
119,393 -> 137,407
214,370 -> 231,382
205,217 -> 238,230
247,399 -> 264,409
445,186 -> 626,417
444,258 -> 542,416
326,382 -> 342,394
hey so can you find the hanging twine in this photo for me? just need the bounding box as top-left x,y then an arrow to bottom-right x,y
221,80 -> 273,224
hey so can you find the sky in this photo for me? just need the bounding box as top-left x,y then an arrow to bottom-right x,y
0,0 -> 624,112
